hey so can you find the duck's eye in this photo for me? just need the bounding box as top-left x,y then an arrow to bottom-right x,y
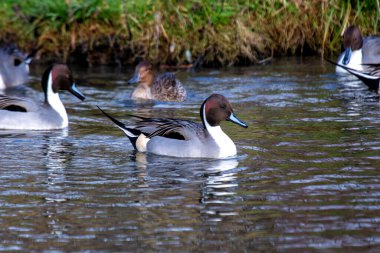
14,58 -> 22,67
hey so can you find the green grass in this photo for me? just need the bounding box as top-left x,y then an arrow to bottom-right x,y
0,0 -> 378,66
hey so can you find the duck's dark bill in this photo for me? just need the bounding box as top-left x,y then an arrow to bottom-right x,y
228,113 -> 248,128
69,83 -> 85,101
127,73 -> 140,84
342,47 -> 352,65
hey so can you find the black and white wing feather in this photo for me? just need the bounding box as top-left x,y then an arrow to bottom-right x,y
0,95 -> 39,112
130,115 -> 204,140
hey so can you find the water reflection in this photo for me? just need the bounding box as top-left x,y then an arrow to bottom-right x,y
135,153 -> 240,221
41,128 -> 71,202
0,58 -> 379,251
40,129 -> 72,240
200,159 -> 240,221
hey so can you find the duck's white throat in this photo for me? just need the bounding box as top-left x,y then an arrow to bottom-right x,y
336,49 -> 363,74
46,73 -> 68,128
203,106 -> 237,158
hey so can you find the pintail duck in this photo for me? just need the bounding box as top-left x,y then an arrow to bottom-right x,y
336,25 -> 380,74
0,45 -> 35,89
0,64 -> 85,130
98,94 -> 248,158
128,61 -> 187,102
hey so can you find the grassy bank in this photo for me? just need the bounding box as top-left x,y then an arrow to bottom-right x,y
0,0 -> 379,66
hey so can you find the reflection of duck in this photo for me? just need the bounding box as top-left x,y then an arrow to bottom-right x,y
134,152 -> 239,198
0,64 -> 85,130
128,61 -> 187,102
98,94 -> 248,158
41,129 -> 73,201
0,45 -> 34,89
199,158 -> 240,219
43,129 -> 70,172
40,129 -> 72,238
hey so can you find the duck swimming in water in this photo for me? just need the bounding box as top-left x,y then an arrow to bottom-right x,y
0,64 -> 85,130
336,25 -> 380,74
128,61 -> 187,102
98,94 -> 248,158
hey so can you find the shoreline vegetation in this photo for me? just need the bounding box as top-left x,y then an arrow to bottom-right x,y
1,0 -> 379,67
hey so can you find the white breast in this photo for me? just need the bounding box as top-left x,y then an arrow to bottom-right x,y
207,125 -> 237,158
336,49 -> 363,74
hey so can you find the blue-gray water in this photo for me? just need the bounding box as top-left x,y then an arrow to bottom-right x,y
0,57 -> 379,252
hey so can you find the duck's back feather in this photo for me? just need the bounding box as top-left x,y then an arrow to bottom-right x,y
130,115 -> 205,140
362,36 -> 380,64
152,73 -> 187,102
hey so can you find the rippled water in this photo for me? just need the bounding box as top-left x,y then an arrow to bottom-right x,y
1,57 -> 380,252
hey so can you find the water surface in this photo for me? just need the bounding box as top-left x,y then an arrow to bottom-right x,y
1,57 -> 380,252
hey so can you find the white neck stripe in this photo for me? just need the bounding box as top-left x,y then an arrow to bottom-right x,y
46,72 -> 68,128
203,105 -> 237,158
0,75 -> 5,90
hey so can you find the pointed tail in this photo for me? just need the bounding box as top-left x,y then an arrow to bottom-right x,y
325,58 -> 380,91
97,106 -> 140,149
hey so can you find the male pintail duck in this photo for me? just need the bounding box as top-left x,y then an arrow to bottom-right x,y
0,45 -> 35,89
0,64 -> 85,130
128,61 -> 187,102
336,25 -> 380,74
98,94 -> 248,158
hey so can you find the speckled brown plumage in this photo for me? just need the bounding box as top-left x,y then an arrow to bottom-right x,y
151,73 -> 186,102
128,61 -> 187,102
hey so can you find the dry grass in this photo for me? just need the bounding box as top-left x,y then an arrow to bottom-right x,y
0,0 -> 378,66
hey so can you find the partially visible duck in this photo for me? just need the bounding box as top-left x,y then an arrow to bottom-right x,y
336,25 -> 380,74
328,58 -> 380,93
98,94 -> 248,158
128,61 -> 187,102
0,45 -> 35,89
0,64 -> 85,130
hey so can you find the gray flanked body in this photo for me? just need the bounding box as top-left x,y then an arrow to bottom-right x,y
133,118 -> 221,158
0,46 -> 31,89
362,36 -> 380,64
98,94 -> 248,159
0,97 -> 66,130
0,64 -> 85,130
128,61 -> 187,102
147,134 -> 221,158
